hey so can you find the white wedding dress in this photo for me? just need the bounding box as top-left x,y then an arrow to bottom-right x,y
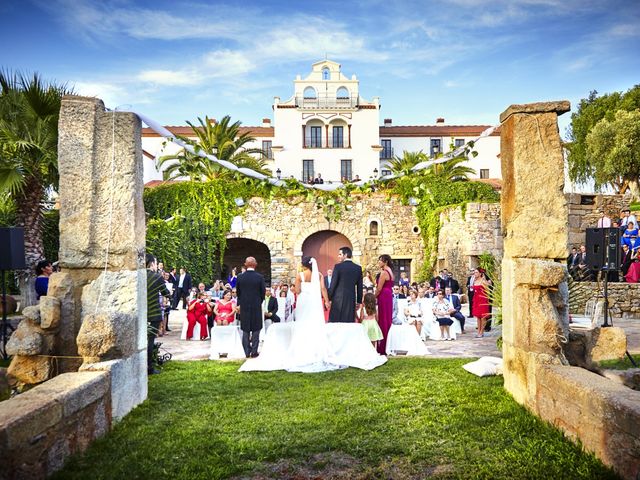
239,258 -> 387,373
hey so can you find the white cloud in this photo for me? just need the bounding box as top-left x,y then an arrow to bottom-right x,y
73,81 -> 127,106
136,69 -> 201,86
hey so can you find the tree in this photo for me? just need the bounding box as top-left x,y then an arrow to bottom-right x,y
429,156 -> 476,181
0,71 -> 71,306
586,109 -> 640,199
566,85 -> 640,194
158,115 -> 271,181
386,150 -> 428,175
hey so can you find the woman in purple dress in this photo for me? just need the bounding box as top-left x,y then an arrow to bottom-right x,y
375,254 -> 394,355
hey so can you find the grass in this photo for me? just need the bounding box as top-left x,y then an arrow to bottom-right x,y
52,358 -> 618,480
599,353 -> 640,370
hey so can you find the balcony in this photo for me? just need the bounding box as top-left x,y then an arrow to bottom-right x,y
295,95 -> 358,110
379,147 -> 394,160
304,135 -> 350,149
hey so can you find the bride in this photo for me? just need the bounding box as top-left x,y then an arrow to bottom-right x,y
239,256 -> 387,373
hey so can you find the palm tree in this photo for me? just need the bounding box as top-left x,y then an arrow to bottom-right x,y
386,150 -> 429,175
429,156 -> 476,181
158,115 -> 271,181
0,71 -> 71,306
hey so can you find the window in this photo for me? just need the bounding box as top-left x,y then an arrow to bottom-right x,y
336,86 -> 349,99
454,138 -> 465,148
369,221 -> 379,236
302,160 -> 314,183
309,126 -> 322,148
303,86 -> 317,99
332,126 -> 344,148
262,140 -> 272,159
480,169 -> 489,179
341,159 -> 352,182
430,139 -> 441,156
381,169 -> 391,177
322,67 -> 330,80
381,139 -> 392,159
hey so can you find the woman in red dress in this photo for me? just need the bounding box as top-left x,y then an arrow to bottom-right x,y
187,292 -> 212,340
214,289 -> 237,325
471,268 -> 492,338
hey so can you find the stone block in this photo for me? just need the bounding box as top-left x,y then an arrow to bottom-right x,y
31,371 -> 110,417
58,96 -> 145,271
7,355 -> 52,385
22,305 -> 41,324
77,312 -> 137,361
39,296 -> 61,330
500,103 -> 569,259
6,318 -> 45,356
590,327 -> 627,362
81,351 -> 148,422
0,385 -> 63,450
512,258 -> 567,287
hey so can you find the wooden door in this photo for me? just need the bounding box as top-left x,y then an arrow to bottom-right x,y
392,259 -> 412,285
302,230 -> 352,275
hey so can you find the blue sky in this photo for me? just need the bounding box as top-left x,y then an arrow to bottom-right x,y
2,0 -> 639,138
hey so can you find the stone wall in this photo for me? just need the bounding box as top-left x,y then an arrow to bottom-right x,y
437,202 -> 502,282
499,101 -> 640,480
231,192 -> 425,280
0,371 -> 111,480
570,282 -> 640,319
567,193 -> 631,248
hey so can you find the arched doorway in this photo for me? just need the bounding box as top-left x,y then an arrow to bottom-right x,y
223,238 -> 271,285
302,230 -> 352,275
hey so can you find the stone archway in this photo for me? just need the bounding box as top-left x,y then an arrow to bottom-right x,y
302,230 -> 352,274
223,238 -> 271,285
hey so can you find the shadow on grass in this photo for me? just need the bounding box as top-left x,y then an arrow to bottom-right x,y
52,358 -> 619,480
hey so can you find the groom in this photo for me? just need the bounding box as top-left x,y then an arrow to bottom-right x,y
236,256 -> 266,358
328,246 -> 363,323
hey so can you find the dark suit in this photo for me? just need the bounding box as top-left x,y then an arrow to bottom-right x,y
146,269 -> 170,373
429,276 -> 443,290
264,296 -> 280,323
177,272 -> 192,309
466,275 -> 474,318
442,277 -> 460,293
446,294 -> 466,332
328,260 -> 362,323
236,269 -> 266,357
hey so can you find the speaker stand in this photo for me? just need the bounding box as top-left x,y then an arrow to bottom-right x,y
1,269 -> 8,360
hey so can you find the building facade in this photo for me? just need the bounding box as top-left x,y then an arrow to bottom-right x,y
141,59 -> 501,185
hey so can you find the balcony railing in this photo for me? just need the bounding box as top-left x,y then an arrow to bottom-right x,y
295,95 -> 358,109
379,147 -> 394,159
304,135 -> 350,149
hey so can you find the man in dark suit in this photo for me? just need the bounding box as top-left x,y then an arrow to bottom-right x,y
146,254 -> 170,375
236,256 -> 266,358
176,267 -> 192,309
263,287 -> 280,324
328,246 -> 363,323
324,268 -> 333,290
567,247 -> 580,279
465,271 -> 474,318
444,287 -> 466,333
441,270 -> 460,293
168,267 -> 179,309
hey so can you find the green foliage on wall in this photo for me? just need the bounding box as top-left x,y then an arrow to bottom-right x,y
143,180 -> 249,284
389,174 -> 500,280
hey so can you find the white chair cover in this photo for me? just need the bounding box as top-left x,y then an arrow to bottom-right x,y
180,317 -> 202,340
209,325 -> 246,359
385,324 -> 430,356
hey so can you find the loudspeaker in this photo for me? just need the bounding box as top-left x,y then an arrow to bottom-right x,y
585,228 -> 620,271
0,228 -> 26,270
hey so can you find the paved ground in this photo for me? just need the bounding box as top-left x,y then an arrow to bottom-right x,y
158,306 -> 639,363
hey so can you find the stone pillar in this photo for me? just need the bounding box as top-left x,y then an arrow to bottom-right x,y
58,96 -> 147,421
499,101 -> 571,408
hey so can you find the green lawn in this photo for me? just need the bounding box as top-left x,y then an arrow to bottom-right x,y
53,358 -> 618,480
599,353 -> 640,370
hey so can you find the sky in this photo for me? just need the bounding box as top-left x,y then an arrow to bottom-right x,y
1,0 -> 639,138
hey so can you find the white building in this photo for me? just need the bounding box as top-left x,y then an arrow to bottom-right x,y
142,60 -> 501,185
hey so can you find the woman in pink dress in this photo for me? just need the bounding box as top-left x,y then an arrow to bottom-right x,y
471,268 -> 492,338
375,254 -> 394,355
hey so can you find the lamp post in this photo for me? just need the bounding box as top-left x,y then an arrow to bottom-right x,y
276,168 -> 281,179
373,168 -> 379,178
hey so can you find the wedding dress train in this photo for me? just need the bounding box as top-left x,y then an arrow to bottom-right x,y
239,259 -> 387,373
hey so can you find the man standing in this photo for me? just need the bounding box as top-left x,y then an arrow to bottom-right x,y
177,268 -> 192,309
328,246 -> 363,323
236,256 -> 266,358
146,254 -> 170,375
324,269 -> 333,290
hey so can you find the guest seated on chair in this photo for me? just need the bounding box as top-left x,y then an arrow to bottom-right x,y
187,292 -> 212,340
404,289 -> 424,335
214,289 -> 237,326
444,286 -> 466,333
432,291 -> 454,341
